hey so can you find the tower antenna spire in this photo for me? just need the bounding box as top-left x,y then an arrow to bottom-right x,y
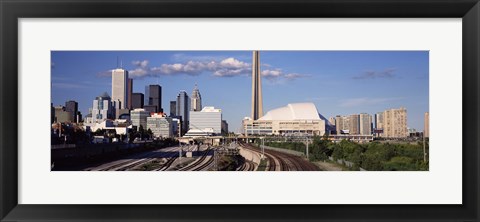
116,56 -> 119,68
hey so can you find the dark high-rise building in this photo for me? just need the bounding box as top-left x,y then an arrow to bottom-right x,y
132,93 -> 144,109
127,78 -> 133,109
65,100 -> 78,123
170,101 -> 177,117
145,85 -> 162,113
143,105 -> 157,114
176,91 -> 189,135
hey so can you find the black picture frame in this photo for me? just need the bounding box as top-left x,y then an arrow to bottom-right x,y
1,0 -> 479,221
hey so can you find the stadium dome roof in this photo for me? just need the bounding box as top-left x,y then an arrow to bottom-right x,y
258,103 -> 321,121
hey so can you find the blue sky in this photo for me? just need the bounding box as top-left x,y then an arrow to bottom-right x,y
51,51 -> 429,132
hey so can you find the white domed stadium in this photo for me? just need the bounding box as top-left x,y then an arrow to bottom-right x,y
243,102 -> 326,136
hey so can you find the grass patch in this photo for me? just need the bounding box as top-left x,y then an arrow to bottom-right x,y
256,158 -> 267,171
133,159 -> 163,171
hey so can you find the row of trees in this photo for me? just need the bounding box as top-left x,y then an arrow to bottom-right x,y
264,136 -> 429,171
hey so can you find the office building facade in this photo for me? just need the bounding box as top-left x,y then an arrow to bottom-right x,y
176,91 -> 189,135
147,114 -> 173,138
131,108 -> 150,130
170,101 -> 176,117
91,92 -> 115,123
111,68 -> 129,109
188,106 -> 222,134
127,78 -> 133,109
145,85 -> 162,113
131,93 -> 144,109
65,100 -> 78,123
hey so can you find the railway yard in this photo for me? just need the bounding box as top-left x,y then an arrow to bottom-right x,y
69,142 -> 318,171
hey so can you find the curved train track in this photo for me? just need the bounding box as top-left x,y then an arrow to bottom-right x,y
178,148 -> 213,171
239,142 -> 318,171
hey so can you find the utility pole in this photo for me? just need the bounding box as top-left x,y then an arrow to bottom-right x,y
259,137 -> 265,159
306,137 -> 309,160
423,132 -> 427,162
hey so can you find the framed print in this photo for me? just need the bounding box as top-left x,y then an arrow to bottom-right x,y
1,0 -> 479,221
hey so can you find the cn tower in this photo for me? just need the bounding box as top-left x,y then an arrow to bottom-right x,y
251,51 -> 263,120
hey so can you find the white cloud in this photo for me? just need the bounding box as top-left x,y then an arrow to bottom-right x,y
132,60 -> 149,68
96,57 -> 309,82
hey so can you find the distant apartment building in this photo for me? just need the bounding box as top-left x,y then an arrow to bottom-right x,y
359,113 -> 372,135
382,107 -> 408,138
328,117 -> 336,126
335,115 -> 350,134
349,114 -> 360,135
424,112 -> 429,138
374,112 -> 384,136
335,113 -> 372,136
131,108 -> 150,130
147,113 -> 173,138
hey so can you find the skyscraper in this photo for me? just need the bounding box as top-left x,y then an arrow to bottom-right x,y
111,68 -> 129,109
251,50 -> 263,120
176,91 -> 189,135
91,92 -> 115,123
191,83 -> 202,111
65,100 -> 78,123
127,78 -> 133,109
145,85 -> 162,113
131,93 -> 144,109
170,101 -> 177,117
424,112 -> 429,138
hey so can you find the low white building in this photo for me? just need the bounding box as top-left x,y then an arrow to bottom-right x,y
83,119 -> 131,135
184,128 -> 215,138
189,106 -> 222,135
243,103 -> 326,136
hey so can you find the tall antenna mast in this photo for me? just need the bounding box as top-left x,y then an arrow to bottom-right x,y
116,56 -> 119,68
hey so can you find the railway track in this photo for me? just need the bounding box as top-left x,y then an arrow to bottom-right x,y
239,142 -> 318,171
237,160 -> 256,171
178,148 -> 212,171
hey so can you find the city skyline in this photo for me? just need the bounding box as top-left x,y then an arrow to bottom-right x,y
51,51 -> 429,132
